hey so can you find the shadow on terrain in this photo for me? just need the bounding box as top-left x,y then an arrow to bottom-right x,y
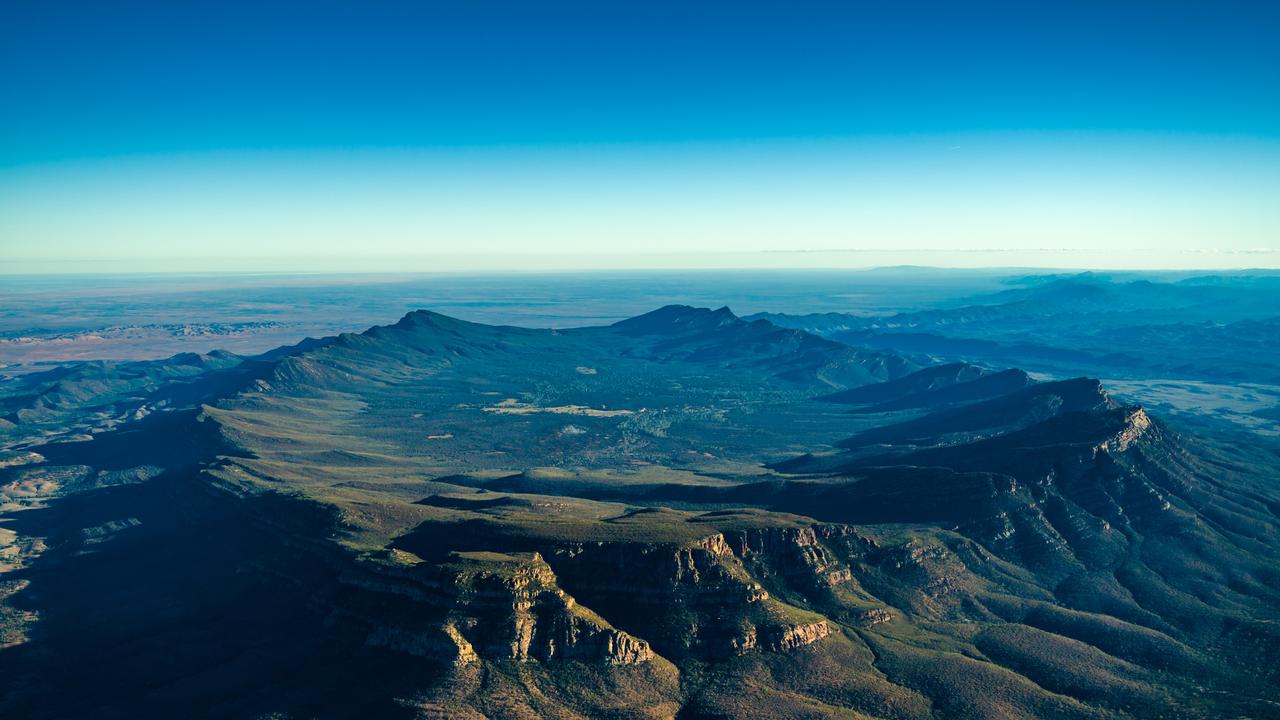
0,470 -> 435,720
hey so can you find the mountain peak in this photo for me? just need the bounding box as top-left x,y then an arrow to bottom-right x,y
612,305 -> 740,334
392,309 -> 460,327
380,309 -> 505,337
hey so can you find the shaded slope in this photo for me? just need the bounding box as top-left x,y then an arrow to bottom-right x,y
838,377 -> 1114,448
613,305 -> 918,389
817,362 -> 989,405
819,363 -> 1034,413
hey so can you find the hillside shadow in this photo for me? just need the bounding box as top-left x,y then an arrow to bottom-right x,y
0,470 -> 431,720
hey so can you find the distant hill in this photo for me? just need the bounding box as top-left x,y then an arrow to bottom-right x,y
750,274 -> 1280,386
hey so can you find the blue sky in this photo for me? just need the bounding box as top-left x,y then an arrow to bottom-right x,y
2,1 -> 1278,271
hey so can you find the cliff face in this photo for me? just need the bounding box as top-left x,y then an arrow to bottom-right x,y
340,550 -> 654,666
726,526 -> 869,589
540,535 -> 779,660
525,527 -> 896,660
353,527 -> 874,665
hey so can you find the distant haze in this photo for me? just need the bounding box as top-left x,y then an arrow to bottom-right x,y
2,3 -> 1278,271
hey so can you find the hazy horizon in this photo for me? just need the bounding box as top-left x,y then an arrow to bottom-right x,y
6,254 -> 1280,275
4,2 -> 1278,272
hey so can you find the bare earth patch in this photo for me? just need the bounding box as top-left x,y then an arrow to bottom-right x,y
483,398 -> 634,417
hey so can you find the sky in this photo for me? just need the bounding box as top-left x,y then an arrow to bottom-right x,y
2,0 -> 1278,272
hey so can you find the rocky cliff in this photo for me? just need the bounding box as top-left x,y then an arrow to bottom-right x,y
338,550 -> 654,665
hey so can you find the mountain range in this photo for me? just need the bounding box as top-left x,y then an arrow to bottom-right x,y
1,306 -> 1277,719
746,274 -> 1280,386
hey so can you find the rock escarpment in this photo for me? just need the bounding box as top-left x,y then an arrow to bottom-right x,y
530,527 -> 895,660
340,550 -> 653,666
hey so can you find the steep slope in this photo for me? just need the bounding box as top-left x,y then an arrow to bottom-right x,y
0,351 -> 245,427
0,338 -> 339,449
838,377 -> 1114,448
819,363 -> 1034,412
765,379 -> 1280,696
817,362 -> 989,404
613,305 -> 919,388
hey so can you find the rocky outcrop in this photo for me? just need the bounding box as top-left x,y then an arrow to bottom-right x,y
1098,406 -> 1152,453
763,620 -> 831,651
366,620 -> 479,665
342,551 -> 653,666
536,533 -> 840,659
545,535 -> 769,605
723,525 -> 871,595
857,608 -> 894,627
